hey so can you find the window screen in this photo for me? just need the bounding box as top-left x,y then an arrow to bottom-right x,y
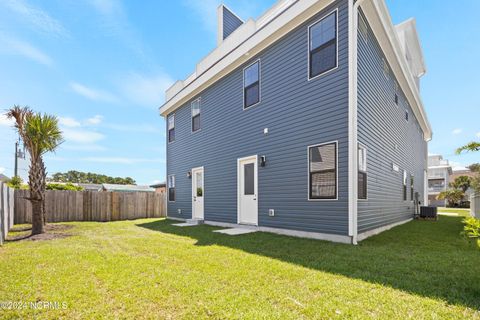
309,142 -> 337,199
309,11 -> 337,78
358,145 -> 367,200
168,175 -> 175,202
168,114 -> 175,143
191,99 -> 201,132
244,61 -> 260,108
244,163 -> 254,195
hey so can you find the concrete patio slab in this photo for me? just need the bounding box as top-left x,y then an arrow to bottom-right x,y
213,228 -> 258,236
172,223 -> 197,227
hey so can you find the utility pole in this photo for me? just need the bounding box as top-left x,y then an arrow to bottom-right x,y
14,141 -> 18,177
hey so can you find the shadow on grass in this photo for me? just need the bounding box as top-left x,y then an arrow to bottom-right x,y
137,216 -> 480,311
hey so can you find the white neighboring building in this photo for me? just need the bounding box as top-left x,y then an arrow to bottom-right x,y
428,155 -> 452,207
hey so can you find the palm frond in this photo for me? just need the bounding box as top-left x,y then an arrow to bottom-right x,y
456,142 -> 480,154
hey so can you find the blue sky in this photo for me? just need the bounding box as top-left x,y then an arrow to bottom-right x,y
0,0 -> 479,185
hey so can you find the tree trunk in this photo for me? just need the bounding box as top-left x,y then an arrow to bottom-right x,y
29,158 -> 45,235
40,158 -> 47,225
31,200 -> 44,235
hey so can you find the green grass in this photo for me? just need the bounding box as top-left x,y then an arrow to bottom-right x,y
438,207 -> 471,217
0,217 -> 479,319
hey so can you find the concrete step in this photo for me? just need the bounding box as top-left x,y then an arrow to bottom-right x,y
186,219 -> 204,225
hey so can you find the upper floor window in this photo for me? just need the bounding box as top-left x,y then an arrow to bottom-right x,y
309,10 -> 337,79
168,114 -> 175,143
405,110 -> 409,122
358,144 -> 367,200
244,60 -> 260,109
191,98 -> 201,132
403,170 -> 407,201
308,142 -> 337,200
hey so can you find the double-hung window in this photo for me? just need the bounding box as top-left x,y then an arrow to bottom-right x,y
309,11 -> 337,79
191,98 -> 201,132
308,142 -> 337,200
244,60 -> 260,109
358,144 -> 367,200
168,114 -> 175,143
168,175 -> 175,202
403,170 -> 407,201
410,174 -> 414,201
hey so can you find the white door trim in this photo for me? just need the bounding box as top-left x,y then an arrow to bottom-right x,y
237,155 -> 258,226
191,166 -> 204,220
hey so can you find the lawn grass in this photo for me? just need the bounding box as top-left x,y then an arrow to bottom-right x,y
438,207 -> 471,217
0,217 -> 479,319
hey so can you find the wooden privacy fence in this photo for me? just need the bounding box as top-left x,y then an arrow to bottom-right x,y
0,182 -> 15,245
14,190 -> 166,224
471,193 -> 480,219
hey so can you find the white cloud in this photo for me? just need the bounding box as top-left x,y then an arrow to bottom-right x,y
1,0 -> 68,37
0,167 -> 5,174
59,117 -> 81,128
70,82 -> 118,103
62,144 -> 106,152
81,157 -> 165,164
0,34 -> 53,66
0,114 -> 15,127
183,0 -> 220,32
104,123 -> 161,133
452,128 -> 463,135
62,128 -> 105,144
476,132 -> 480,138
86,115 -> 103,125
119,72 -> 173,107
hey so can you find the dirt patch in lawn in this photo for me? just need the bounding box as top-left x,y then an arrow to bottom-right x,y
7,224 -> 73,242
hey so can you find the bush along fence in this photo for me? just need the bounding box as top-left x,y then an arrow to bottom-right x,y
14,190 -> 166,224
0,182 -> 15,245
471,193 -> 480,219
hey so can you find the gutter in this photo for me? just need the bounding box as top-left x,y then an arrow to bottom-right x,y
349,0 -> 368,245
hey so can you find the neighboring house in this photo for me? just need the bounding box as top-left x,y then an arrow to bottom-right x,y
159,0 -> 432,244
0,174 -> 10,183
150,182 -> 166,194
101,184 -> 155,193
77,183 -> 103,192
427,155 -> 452,207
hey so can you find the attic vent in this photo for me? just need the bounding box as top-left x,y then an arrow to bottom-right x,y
359,14 -> 368,41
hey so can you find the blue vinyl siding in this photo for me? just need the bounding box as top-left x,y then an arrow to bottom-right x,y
223,6 -> 243,40
167,0 -> 350,235
356,11 -> 428,233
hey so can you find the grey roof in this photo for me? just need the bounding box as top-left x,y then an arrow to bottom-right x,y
150,182 -> 166,188
101,184 -> 155,192
77,183 -> 103,191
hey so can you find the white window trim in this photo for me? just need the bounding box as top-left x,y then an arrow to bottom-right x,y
307,140 -> 338,201
167,113 -> 175,144
410,173 -> 415,202
403,170 -> 408,201
243,59 -> 261,110
167,174 -> 176,202
358,143 -> 368,201
191,97 -> 201,133
307,8 -> 339,81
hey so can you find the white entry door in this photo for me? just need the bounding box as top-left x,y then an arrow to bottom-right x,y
238,156 -> 258,225
192,167 -> 204,220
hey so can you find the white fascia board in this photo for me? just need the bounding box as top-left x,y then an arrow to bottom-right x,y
159,0 -> 334,117
363,0 -> 432,141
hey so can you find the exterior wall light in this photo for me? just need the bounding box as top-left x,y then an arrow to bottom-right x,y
260,155 -> 267,167
187,171 -> 192,178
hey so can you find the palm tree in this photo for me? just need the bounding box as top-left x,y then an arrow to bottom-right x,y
456,142 -> 480,154
437,189 -> 465,208
6,106 -> 63,235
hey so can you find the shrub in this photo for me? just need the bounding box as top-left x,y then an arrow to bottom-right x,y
462,217 -> 480,249
6,176 -> 29,190
46,183 -> 84,191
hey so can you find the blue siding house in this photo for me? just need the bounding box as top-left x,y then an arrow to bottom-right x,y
159,0 -> 432,244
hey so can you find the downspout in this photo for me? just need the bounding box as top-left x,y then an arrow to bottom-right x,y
349,0 -> 368,245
